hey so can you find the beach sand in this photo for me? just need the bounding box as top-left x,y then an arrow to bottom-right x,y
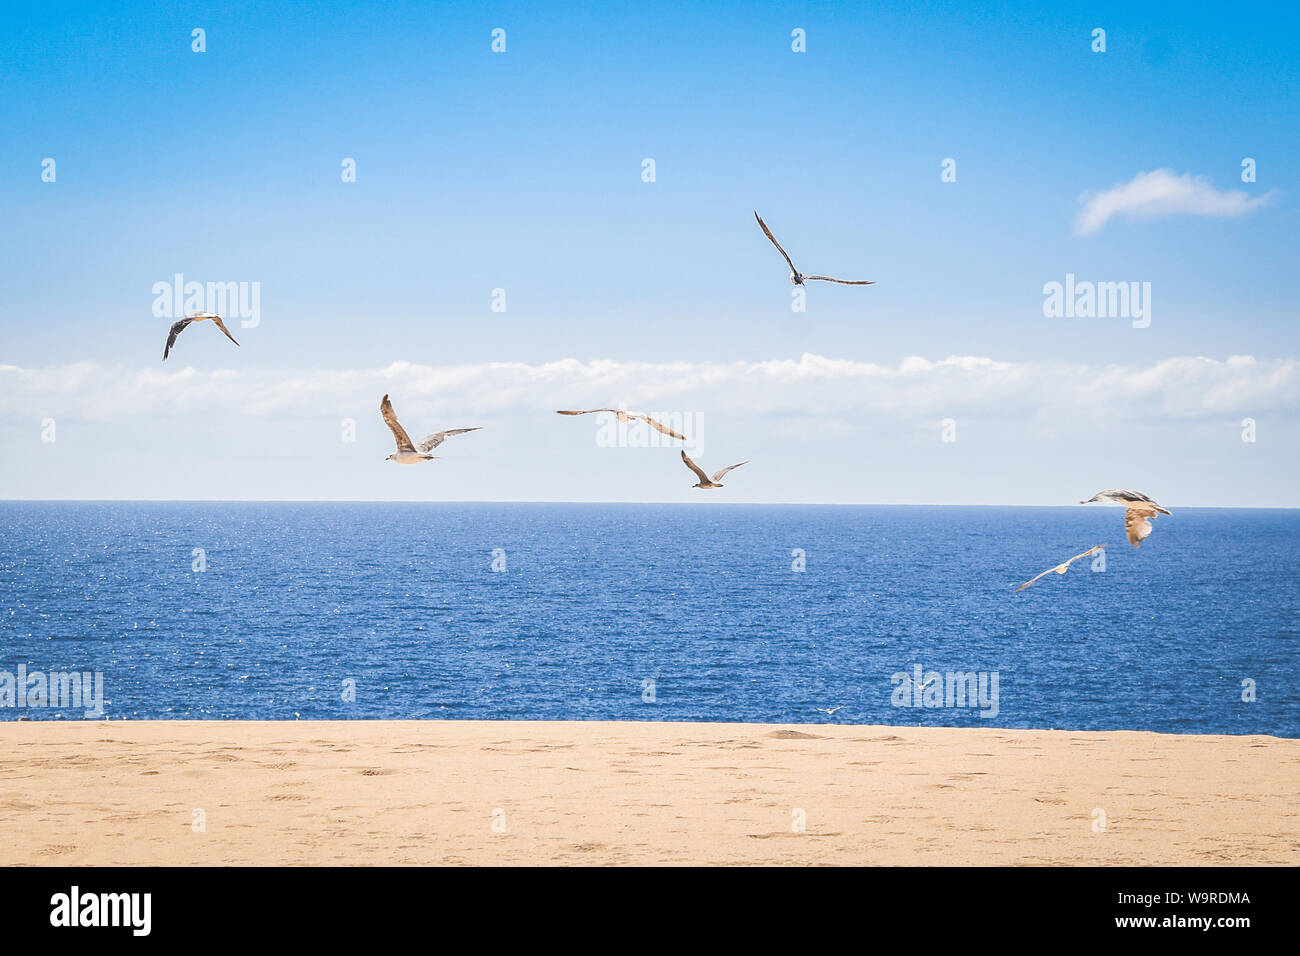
1,720 -> 1296,866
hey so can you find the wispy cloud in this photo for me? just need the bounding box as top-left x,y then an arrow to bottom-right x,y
1074,169 -> 1277,235
2,354 -> 1296,424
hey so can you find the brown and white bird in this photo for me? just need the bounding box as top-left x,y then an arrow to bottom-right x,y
1016,545 -> 1107,592
555,408 -> 685,440
754,211 -> 875,287
163,312 -> 240,360
1080,490 -> 1172,547
680,450 -> 747,490
381,394 -> 480,464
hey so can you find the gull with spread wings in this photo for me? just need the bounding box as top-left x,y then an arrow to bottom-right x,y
1016,544 -> 1107,592
754,211 -> 875,287
163,312 -> 240,360
380,394 -> 481,464
555,408 -> 685,441
680,450 -> 748,490
1080,490 -> 1172,547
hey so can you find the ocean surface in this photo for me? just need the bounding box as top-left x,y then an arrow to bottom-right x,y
0,502 -> 1296,736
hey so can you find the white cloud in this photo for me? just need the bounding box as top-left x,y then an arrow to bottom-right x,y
4,354 -> 1297,504
1,353 -> 1296,425
1074,169 -> 1277,235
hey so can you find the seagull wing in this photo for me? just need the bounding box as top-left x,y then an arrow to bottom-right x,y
1065,544 -> 1107,566
712,460 -> 754,481
680,450 -> 710,483
556,409 -> 618,416
380,394 -> 416,452
1016,566 -> 1060,591
163,318 -> 193,360
417,427 -> 482,452
754,212 -> 798,274
802,275 -> 875,285
1084,489 -> 1128,505
1125,507 -> 1157,547
209,315 -> 241,347
1016,545 -> 1105,591
636,414 -> 686,441
711,461 -> 748,482
1086,489 -> 1169,514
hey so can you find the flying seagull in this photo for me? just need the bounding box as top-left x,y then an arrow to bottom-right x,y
754,211 -> 875,287
1016,544 -> 1107,592
901,674 -> 939,693
815,706 -> 846,716
163,312 -> 240,360
680,450 -> 748,489
380,394 -> 481,464
1080,490 -> 1172,547
556,408 -> 685,441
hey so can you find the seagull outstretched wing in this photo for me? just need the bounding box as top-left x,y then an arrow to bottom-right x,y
636,414 -> 686,441
209,315 -> 241,347
380,394 -> 416,453
710,461 -> 748,482
417,427 -> 482,453
1016,545 -> 1106,591
802,275 -> 875,285
754,211 -> 798,274
1125,508 -> 1158,547
680,450 -> 710,483
163,318 -> 193,360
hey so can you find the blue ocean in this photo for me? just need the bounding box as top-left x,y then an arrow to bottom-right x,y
0,502 -> 1295,736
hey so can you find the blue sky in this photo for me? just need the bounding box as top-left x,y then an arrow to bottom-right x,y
1,1 -> 1298,504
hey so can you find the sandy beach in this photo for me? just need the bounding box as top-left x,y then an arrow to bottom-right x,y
1,720 -> 1296,866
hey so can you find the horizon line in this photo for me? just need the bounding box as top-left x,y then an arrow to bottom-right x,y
1,498 -> 1296,510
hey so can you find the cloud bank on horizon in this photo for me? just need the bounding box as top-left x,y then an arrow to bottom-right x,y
1074,169 -> 1279,235
3,353 -> 1295,424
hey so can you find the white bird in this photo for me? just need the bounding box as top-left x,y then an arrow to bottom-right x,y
556,408 -> 685,440
815,706 -> 845,716
902,674 -> 939,693
1016,544 -> 1107,592
1080,490 -> 1172,547
163,312 -> 240,360
380,394 -> 481,464
680,450 -> 748,489
754,211 -> 875,287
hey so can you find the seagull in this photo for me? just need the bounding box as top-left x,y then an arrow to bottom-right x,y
1016,544 -> 1107,592
680,450 -> 748,489
754,211 -> 875,287
901,674 -> 939,693
380,394 -> 481,464
1080,490 -> 1172,547
163,312 -> 240,360
555,408 -> 685,440
815,706 -> 845,716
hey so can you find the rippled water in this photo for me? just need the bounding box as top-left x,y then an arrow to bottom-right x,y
0,502 -> 1295,736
